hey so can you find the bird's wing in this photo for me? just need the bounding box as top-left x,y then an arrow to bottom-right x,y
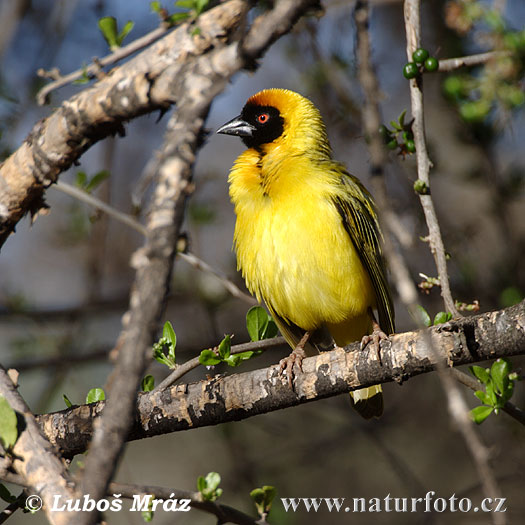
333,170 -> 395,335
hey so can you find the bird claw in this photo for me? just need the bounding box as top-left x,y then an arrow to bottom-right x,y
279,346 -> 306,388
360,327 -> 389,365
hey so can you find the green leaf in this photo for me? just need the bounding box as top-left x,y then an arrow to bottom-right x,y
98,16 -> 119,49
250,485 -> 276,516
490,358 -> 511,395
194,0 -> 210,15
150,1 -> 162,13
63,394 -> 73,408
246,306 -> 269,341
205,472 -> 221,490
225,350 -> 256,366
168,12 -> 190,24
75,171 -> 87,188
198,472 -> 222,501
262,318 -> 278,339
474,390 -> 491,405
485,382 -> 498,406
469,365 -> 490,385
117,20 -> 134,46
142,509 -> 154,522
0,396 -> 18,450
0,484 -> 16,504
86,388 -> 105,404
141,375 -> 155,392
225,354 -> 241,367
416,305 -> 431,327
72,66 -> 91,85
390,119 -> 402,131
175,0 -> 195,8
163,321 -> 177,357
199,349 -> 221,366
398,109 -> 406,127
197,475 -> 206,493
433,311 -> 452,325
471,405 -> 494,424
500,381 -> 514,405
85,170 -> 110,193
218,335 -> 231,360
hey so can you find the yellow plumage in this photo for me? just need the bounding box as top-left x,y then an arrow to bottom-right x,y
218,89 -> 394,418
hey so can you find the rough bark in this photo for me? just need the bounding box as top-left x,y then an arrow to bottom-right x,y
36,300 -> 525,458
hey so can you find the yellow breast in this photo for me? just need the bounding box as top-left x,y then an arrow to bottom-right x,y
229,149 -> 376,332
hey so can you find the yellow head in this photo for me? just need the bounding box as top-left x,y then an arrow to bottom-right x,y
217,88 -> 331,158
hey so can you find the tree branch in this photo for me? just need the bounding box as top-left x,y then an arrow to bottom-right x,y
403,0 -> 459,317
36,24 -> 171,105
438,50 -> 511,71
36,301 -> 525,458
0,367 -> 76,525
109,482 -> 259,525
0,0 -> 247,249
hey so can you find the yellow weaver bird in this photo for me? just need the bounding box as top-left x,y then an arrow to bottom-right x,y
217,88 -> 395,419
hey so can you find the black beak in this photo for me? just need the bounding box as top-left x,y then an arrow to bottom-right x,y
216,116 -> 256,137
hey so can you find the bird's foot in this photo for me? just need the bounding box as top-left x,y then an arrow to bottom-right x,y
360,321 -> 389,365
279,331 -> 310,388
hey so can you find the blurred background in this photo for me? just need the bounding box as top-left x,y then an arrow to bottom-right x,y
0,0 -> 524,523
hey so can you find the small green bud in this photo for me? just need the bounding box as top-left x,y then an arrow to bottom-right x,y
413,179 -> 429,194
405,140 -> 416,153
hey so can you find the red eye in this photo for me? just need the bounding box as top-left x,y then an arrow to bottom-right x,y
257,113 -> 269,124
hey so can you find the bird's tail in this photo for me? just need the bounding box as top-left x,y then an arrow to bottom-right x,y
350,385 -> 383,419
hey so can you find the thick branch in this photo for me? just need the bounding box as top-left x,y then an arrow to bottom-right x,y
0,0 -> 247,248
37,301 -> 525,458
0,367 -> 76,525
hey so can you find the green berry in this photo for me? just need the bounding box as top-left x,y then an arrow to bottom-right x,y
403,62 -> 419,79
412,48 -> 429,64
405,140 -> 416,153
424,57 -> 439,72
387,139 -> 398,150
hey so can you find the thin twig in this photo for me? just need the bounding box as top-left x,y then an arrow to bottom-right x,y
0,473 -> 260,525
36,25 -> 170,105
404,0 -> 459,317
0,491 -> 26,525
451,368 -> 525,426
54,181 -> 254,304
438,50 -> 511,72
109,482 -> 260,525
354,0 -> 420,318
404,3 -> 505,523
152,336 -> 286,393
355,0 -> 524,433
178,252 -> 256,305
54,181 -> 147,235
